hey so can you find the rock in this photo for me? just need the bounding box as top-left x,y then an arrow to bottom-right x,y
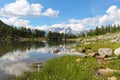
95,55 -> 104,59
87,52 -> 96,57
93,53 -> 100,57
98,68 -> 113,75
79,48 -> 84,52
86,49 -> 93,53
81,49 -> 86,53
98,67 -> 120,75
114,48 -> 120,56
98,48 -> 112,56
70,49 -> 76,52
111,37 -> 120,43
32,62 -> 45,71
53,49 -> 60,54
108,76 -> 117,80
84,42 -> 91,45
76,58 -> 81,63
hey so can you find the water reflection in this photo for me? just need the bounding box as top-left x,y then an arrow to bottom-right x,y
0,41 -> 77,79
0,41 -> 45,57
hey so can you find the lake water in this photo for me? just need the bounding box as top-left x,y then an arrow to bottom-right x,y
0,41 -> 84,80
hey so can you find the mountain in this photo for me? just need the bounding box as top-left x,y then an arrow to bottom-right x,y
38,25 -> 83,35
0,20 -> 83,35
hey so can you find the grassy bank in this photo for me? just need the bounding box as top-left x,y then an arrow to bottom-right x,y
14,56 -> 99,80
13,34 -> 120,80
13,55 -> 120,80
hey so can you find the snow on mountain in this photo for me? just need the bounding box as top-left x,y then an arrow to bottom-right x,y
36,23 -> 84,34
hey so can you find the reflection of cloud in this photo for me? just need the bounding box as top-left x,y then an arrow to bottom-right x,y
0,45 -> 78,77
34,47 -> 50,53
0,62 -> 30,76
0,47 -> 56,77
0,50 -> 29,62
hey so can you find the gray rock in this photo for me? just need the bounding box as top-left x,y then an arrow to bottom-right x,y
87,52 -> 96,57
98,68 -> 114,75
98,48 -> 112,56
110,37 -> 120,43
114,48 -> 120,56
108,76 -> 117,80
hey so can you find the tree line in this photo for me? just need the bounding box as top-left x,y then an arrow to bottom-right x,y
0,20 -> 45,39
79,25 -> 120,37
0,20 -> 77,41
47,31 -> 77,41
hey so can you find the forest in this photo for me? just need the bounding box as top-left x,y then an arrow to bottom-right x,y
0,20 -> 45,39
1,20 -> 120,40
80,25 -> 120,37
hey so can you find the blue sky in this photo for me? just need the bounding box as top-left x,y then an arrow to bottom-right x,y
0,0 -> 120,31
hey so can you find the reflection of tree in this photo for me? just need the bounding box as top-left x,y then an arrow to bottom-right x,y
0,41 -> 45,57
47,40 -> 76,47
47,40 -> 63,47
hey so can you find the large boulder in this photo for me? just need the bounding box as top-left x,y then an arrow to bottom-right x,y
98,48 -> 112,56
114,48 -> 120,56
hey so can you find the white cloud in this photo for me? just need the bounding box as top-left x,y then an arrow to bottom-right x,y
69,5 -> 120,28
1,4 -> 120,33
0,0 -> 43,17
0,0 -> 59,28
0,17 -> 30,28
42,8 -> 59,17
69,17 -> 99,27
0,0 -> 59,17
35,5 -> 120,33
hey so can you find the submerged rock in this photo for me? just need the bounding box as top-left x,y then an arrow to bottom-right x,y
53,49 -> 61,54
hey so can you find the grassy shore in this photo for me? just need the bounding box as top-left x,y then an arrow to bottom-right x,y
13,34 -> 120,80
14,56 -> 99,80
13,55 -> 120,80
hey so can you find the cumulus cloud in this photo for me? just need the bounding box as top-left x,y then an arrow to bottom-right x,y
1,4 -> 120,33
0,0 -> 59,17
0,0 -> 43,17
42,8 -> 59,17
69,5 -> 120,28
35,5 -> 120,33
69,17 -> 99,27
0,17 -> 30,28
0,0 -> 59,28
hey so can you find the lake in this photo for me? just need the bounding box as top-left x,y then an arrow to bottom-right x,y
0,40 -> 85,80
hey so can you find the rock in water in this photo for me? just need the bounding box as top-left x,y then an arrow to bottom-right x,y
114,48 -> 120,56
98,48 -> 112,56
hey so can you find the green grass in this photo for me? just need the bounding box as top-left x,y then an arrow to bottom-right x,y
14,56 -> 100,80
13,55 -> 120,80
13,35 -> 120,80
76,40 -> 120,52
